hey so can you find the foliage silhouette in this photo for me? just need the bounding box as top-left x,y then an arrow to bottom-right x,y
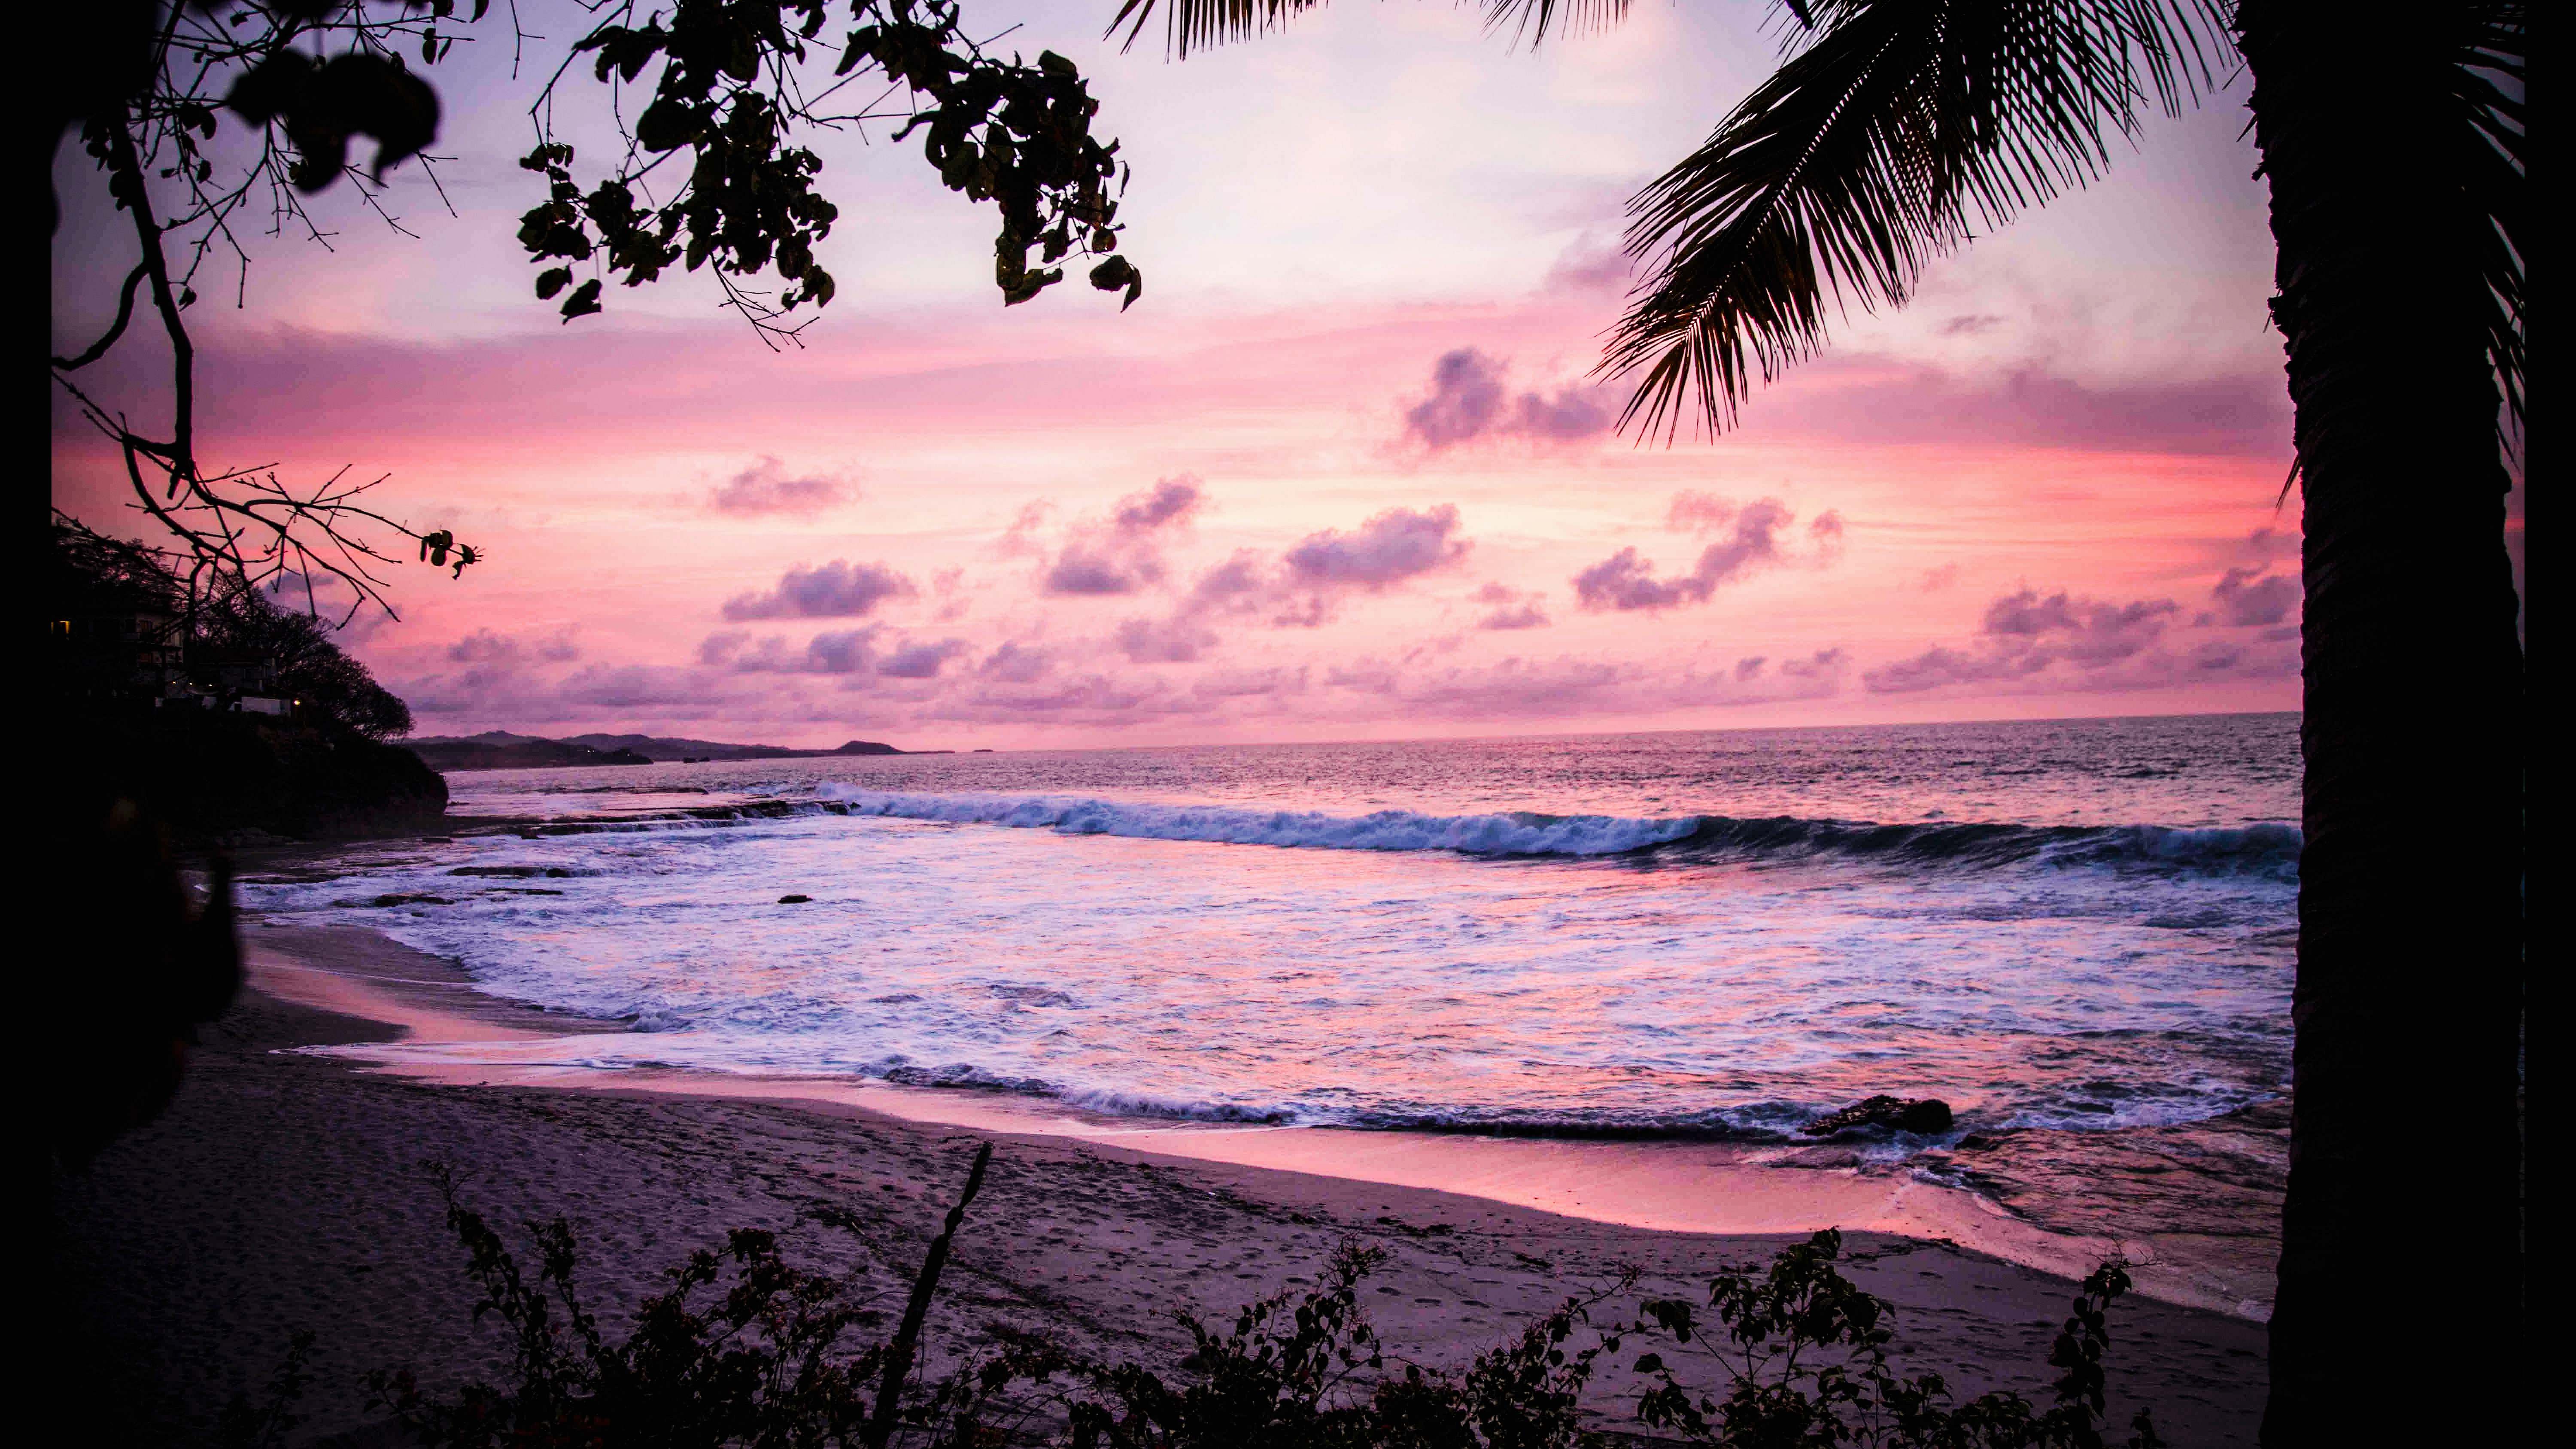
50,2 -> 1142,620
350,1148 -> 2169,1449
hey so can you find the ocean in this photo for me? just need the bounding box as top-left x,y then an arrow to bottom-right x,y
242,712 -> 2301,1152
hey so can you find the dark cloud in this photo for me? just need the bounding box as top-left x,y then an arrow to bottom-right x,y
1040,475 -> 1206,597
1284,504 -> 1470,590
709,456 -> 848,514
722,560 -> 917,621
1402,349 -> 1611,451
1573,498 -> 1800,612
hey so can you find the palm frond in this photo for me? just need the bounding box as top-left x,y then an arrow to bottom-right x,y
1108,1 -> 1634,56
2453,2 -> 2523,437
1484,1 -> 1634,46
1109,0 -> 1327,56
1604,0 -> 2230,439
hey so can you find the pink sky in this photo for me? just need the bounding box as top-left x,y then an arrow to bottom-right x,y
50,3 -> 2319,749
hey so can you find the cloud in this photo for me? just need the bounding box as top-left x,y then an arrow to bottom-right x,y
1573,498 -> 1801,612
551,665 -> 708,709
977,640 -> 1054,683
1185,550 -> 1272,614
708,456 -> 848,515
1542,235 -> 1630,294
879,638 -> 969,679
1042,547 -> 1159,597
1112,476 -> 1205,532
1040,475 -> 1206,597
2237,527 -> 2299,566
1116,614 -> 1220,663
1918,563 -> 1961,592
708,625 -> 969,684
1862,584 -> 2290,695
1471,582 -> 1549,631
445,626 -> 579,664
1284,504 -> 1470,590
722,560 -> 917,621
1193,666 -> 1308,701
1401,349 -> 1611,451
1807,510 -> 1846,563
1320,647 -> 1846,720
706,626 -> 878,675
2211,566 -> 2299,627
993,501 -> 1054,558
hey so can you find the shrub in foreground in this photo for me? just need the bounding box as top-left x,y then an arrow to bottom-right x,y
222,1145 -> 2164,1448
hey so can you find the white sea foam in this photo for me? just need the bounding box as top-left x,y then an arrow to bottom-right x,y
808,786 -> 1704,856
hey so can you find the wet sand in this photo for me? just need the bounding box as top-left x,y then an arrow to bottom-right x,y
50,922 -> 2275,1445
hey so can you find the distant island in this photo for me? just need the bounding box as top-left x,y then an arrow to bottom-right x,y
407,731 -> 925,772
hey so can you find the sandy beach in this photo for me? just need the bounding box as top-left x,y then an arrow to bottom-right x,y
47,920 -> 2275,1446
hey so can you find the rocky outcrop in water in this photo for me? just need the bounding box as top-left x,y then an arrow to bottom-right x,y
1801,1095 -> 1954,1138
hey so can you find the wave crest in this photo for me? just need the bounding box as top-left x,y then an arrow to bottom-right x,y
792,787 -> 2299,877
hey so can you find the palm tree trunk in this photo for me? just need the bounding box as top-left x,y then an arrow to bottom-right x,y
2239,4 -> 2525,1443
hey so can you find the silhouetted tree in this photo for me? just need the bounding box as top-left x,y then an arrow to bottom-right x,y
200,584 -> 416,738
1111,4 -> 2524,1443
49,1 -> 1145,622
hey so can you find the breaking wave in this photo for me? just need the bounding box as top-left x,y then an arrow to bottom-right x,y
752,787 -> 2305,878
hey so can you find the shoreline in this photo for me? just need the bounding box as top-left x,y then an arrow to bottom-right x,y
53,918 -> 2275,1446
246,919 -> 2280,1322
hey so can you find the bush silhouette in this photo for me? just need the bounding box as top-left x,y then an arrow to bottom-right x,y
218,1147 -> 2165,1449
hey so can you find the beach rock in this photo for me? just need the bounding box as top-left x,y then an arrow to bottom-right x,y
778,894 -> 812,904
1801,1094 -> 1953,1138
372,893 -> 453,907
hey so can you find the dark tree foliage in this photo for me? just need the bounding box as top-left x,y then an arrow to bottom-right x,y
524,1 -> 1142,343
51,520 -> 413,738
50,0 -> 1142,619
200,584 -> 416,738
295,1148 -> 2166,1449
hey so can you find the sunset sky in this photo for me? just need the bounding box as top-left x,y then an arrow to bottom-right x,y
49,1 -> 2329,750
